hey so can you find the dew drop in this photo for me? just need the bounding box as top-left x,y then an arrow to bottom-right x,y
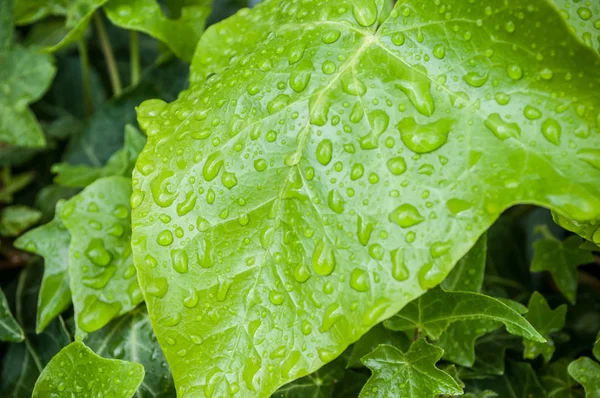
391,249 -> 409,281
398,117 -> 453,154
484,113 -> 521,140
312,238 -> 336,276
316,139 -> 333,165
389,203 -> 425,228
541,118 -> 561,146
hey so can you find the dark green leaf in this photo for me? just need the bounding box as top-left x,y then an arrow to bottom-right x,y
0,286 -> 24,342
523,292 -> 567,363
442,234 -> 487,292
531,235 -> 595,304
550,0 -> 600,53
568,358 -> 600,398
346,324 -> 410,369
465,360 -> 546,398
14,201 -> 71,333
273,354 -> 347,398
0,170 -> 35,203
360,341 -> 463,397
0,205 -> 42,237
540,359 -> 583,398
31,341 -> 145,397
85,307 -> 176,398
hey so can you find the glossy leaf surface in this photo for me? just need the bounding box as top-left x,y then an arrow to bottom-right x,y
360,341 -> 463,397
523,292 -> 567,363
568,358 -> 600,398
61,176 -> 142,334
32,341 -> 144,397
133,0 -> 600,395
0,205 -> 42,237
104,0 -> 212,62
0,287 -> 24,342
14,201 -> 72,333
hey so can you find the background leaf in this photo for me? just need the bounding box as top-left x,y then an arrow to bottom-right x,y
568,357 -> 600,398
0,287 -> 23,342
523,292 -> 567,363
0,205 -> 42,237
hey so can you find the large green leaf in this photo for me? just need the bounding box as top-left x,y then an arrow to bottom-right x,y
61,176 -> 142,334
52,124 -> 146,188
360,340 -> 463,397
132,0 -> 600,395
84,307 -> 176,398
14,201 -> 72,333
523,292 -> 567,363
0,46 -> 56,148
0,265 -> 71,398
104,0 -> 212,62
384,287 -> 542,341
531,235 -> 595,304
0,286 -> 24,342
32,341 -> 145,397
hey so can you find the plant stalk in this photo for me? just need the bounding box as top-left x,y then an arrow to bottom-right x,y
93,13 -> 122,97
130,30 -> 140,86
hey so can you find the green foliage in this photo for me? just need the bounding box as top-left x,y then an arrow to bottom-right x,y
132,0 -> 600,394
32,341 -> 145,397
360,340 -> 463,397
2,0 -> 600,397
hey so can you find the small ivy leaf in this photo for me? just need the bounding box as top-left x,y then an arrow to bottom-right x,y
384,287 -> 544,342
104,0 -> 212,62
347,324 -> 410,369
0,46 -> 56,148
360,341 -> 463,398
531,234 -> 595,304
523,292 -> 567,364
14,0 -> 109,52
0,286 -> 24,342
134,0 -> 600,395
14,201 -> 72,334
0,265 -> 71,398
273,354 -> 347,398
85,306 -> 176,398
459,330 -> 523,379
568,357 -> 600,398
550,0 -> 600,53
441,234 -> 487,292
552,212 -> 600,249
465,360 -> 546,398
0,170 -> 35,203
0,205 -> 42,237
32,341 -> 145,397
52,125 -> 146,188
540,358 -> 583,398
61,176 -> 142,335
594,332 -> 600,362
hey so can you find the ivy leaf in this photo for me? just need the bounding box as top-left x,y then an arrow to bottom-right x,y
334,370 -> 369,398
52,125 -> 146,188
0,170 -> 35,203
0,205 -> 42,237
552,212 -> 600,248
104,0 -> 212,62
14,201 -> 72,333
273,354 -> 347,398
0,286 -> 24,342
0,265 -> 71,398
441,234 -> 487,293
540,359 -> 583,398
0,46 -> 56,148
346,324 -> 410,369
531,235 -> 595,304
32,341 -> 145,397
85,306 -> 176,398
568,358 -> 600,398
594,333 -> 600,362
384,287 -> 542,342
550,0 -> 600,53
465,360 -> 546,398
360,341 -> 463,397
133,0 -> 600,395
14,0 -> 108,51
459,330 -> 523,379
523,292 -> 567,363
61,176 -> 142,335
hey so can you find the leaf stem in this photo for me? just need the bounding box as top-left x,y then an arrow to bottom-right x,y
77,39 -> 93,116
93,13 -> 122,97
130,30 -> 140,86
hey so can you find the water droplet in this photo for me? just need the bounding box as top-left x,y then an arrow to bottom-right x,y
387,156 -> 407,175
392,32 -> 405,46
157,230 -> 174,246
254,159 -> 268,172
507,64 -> 523,80
293,263 -> 311,283
320,303 -> 342,332
418,262 -> 446,289
541,118 -> 561,145
359,110 -> 390,149
463,71 -> 489,87
577,7 -> 592,21
398,117 -> 453,154
316,139 -> 333,165
222,171 -> 238,189
391,249 -> 409,281
395,65 -> 435,116
267,94 -> 290,114
495,92 -> 511,105
322,60 -> 337,74
505,21 -> 516,33
352,0 -> 378,27
357,216 -> 373,246
351,163 -> 364,180
150,170 -> 177,208
146,277 -> 169,298
85,239 -> 112,266
322,30 -> 341,44
290,65 -> 312,93
484,113 -> 521,140
302,320 -> 313,335
524,105 -> 542,120
389,203 -> 424,228
171,249 -> 189,274
446,198 -> 472,215
203,152 -> 224,181
269,290 -> 284,305
327,190 -> 345,214
183,290 -> 199,308
433,44 -> 445,59
539,68 -> 553,80
350,268 -> 369,292
312,238 -> 336,276
430,241 -> 451,258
